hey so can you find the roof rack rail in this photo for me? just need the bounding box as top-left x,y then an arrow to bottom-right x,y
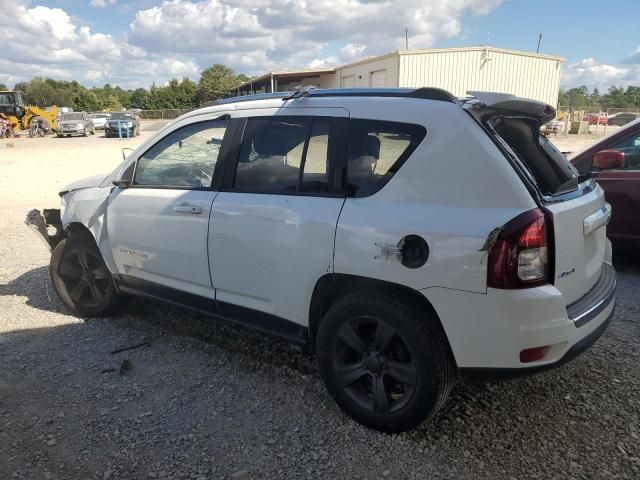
307,87 -> 457,103
215,92 -> 289,105
282,85 -> 317,100
213,87 -> 457,106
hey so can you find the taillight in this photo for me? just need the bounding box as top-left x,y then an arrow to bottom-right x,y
488,209 -> 551,289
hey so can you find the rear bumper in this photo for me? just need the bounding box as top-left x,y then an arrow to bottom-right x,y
459,301 -> 615,383
422,263 -> 617,377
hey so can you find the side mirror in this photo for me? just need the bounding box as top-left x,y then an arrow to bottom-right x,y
113,163 -> 134,189
121,147 -> 133,161
112,179 -> 131,189
593,150 -> 624,170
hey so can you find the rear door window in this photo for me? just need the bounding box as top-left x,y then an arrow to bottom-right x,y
233,116 -> 331,194
347,119 -> 426,197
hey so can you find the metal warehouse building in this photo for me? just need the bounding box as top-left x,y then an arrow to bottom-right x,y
236,47 -> 565,106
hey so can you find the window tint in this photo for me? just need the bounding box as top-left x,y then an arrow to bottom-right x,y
347,119 -> 425,197
134,118 -> 227,188
610,131 -> 640,169
234,116 -> 330,193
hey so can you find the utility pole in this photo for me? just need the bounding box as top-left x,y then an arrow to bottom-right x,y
537,33 -> 543,53
405,28 -> 409,50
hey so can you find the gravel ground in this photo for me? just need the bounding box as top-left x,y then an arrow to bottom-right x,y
1,133 -> 639,480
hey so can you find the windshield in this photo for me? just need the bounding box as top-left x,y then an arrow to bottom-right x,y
111,113 -> 133,120
0,93 -> 14,105
62,113 -> 84,121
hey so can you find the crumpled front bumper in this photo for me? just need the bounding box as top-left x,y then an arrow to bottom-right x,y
25,209 -> 63,251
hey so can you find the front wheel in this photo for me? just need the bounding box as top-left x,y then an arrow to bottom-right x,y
316,291 -> 456,433
50,233 -> 124,317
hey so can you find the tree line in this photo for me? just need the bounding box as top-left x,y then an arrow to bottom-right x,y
0,64 -> 249,112
558,85 -> 640,109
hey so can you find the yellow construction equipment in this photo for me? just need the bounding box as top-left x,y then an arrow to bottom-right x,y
0,90 -> 59,135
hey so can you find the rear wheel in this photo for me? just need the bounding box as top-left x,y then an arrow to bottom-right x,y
316,291 -> 455,433
50,233 -> 124,317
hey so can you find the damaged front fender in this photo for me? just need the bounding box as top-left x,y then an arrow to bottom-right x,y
25,208 -> 64,251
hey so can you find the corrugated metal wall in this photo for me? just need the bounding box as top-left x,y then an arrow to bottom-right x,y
399,49 -> 562,106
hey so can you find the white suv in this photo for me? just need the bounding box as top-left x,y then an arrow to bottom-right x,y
27,88 -> 616,432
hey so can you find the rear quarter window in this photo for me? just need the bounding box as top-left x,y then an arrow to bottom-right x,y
347,119 -> 426,197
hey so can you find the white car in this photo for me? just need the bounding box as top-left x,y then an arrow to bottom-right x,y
90,113 -> 109,130
26,88 -> 616,432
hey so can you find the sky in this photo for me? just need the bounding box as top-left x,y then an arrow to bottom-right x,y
1,0 -> 638,91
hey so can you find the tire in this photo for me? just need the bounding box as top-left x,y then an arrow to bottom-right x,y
316,291 -> 456,433
29,116 -> 50,137
50,232 -> 124,317
91,127 -> 96,135
56,133 -> 62,138
82,127 -> 88,137
135,126 -> 140,137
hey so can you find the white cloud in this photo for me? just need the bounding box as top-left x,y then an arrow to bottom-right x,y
126,0 -> 504,72
0,0 -> 504,88
562,57 -> 640,89
90,0 -> 117,8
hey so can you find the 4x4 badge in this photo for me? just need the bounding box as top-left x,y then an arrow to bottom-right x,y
558,267 -> 576,278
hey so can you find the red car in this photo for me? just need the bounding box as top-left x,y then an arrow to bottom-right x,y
571,118 -> 640,255
582,113 -> 608,125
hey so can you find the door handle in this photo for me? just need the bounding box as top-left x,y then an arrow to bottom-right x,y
173,204 -> 202,214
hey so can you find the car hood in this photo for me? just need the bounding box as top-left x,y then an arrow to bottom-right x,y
59,173 -> 109,196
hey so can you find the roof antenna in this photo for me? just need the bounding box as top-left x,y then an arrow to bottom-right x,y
536,33 -> 543,53
405,28 -> 409,50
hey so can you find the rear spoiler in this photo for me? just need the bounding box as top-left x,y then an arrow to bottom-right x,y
463,91 -> 557,126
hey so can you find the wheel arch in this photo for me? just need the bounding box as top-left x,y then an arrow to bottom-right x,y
308,273 -> 454,360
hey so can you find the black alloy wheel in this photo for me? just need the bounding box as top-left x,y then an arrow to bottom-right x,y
332,316 -> 417,415
317,291 -> 455,432
50,234 -> 124,317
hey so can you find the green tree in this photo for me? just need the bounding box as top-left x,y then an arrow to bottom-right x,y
129,88 -> 151,109
198,64 -> 240,103
101,94 -> 122,111
72,90 -> 102,112
0,83 -> 7,91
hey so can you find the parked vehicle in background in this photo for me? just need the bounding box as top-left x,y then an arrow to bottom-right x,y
90,113 -> 110,130
607,112 -> 638,126
582,113 -> 608,125
57,112 -> 95,137
105,112 -> 140,137
571,118 -> 640,255
26,88 -> 616,433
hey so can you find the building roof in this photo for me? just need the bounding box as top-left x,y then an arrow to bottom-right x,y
235,67 -> 336,89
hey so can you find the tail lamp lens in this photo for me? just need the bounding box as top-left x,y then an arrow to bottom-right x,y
488,209 -> 550,289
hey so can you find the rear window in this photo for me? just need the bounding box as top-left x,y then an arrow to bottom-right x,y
488,117 -> 578,196
347,119 -> 426,197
